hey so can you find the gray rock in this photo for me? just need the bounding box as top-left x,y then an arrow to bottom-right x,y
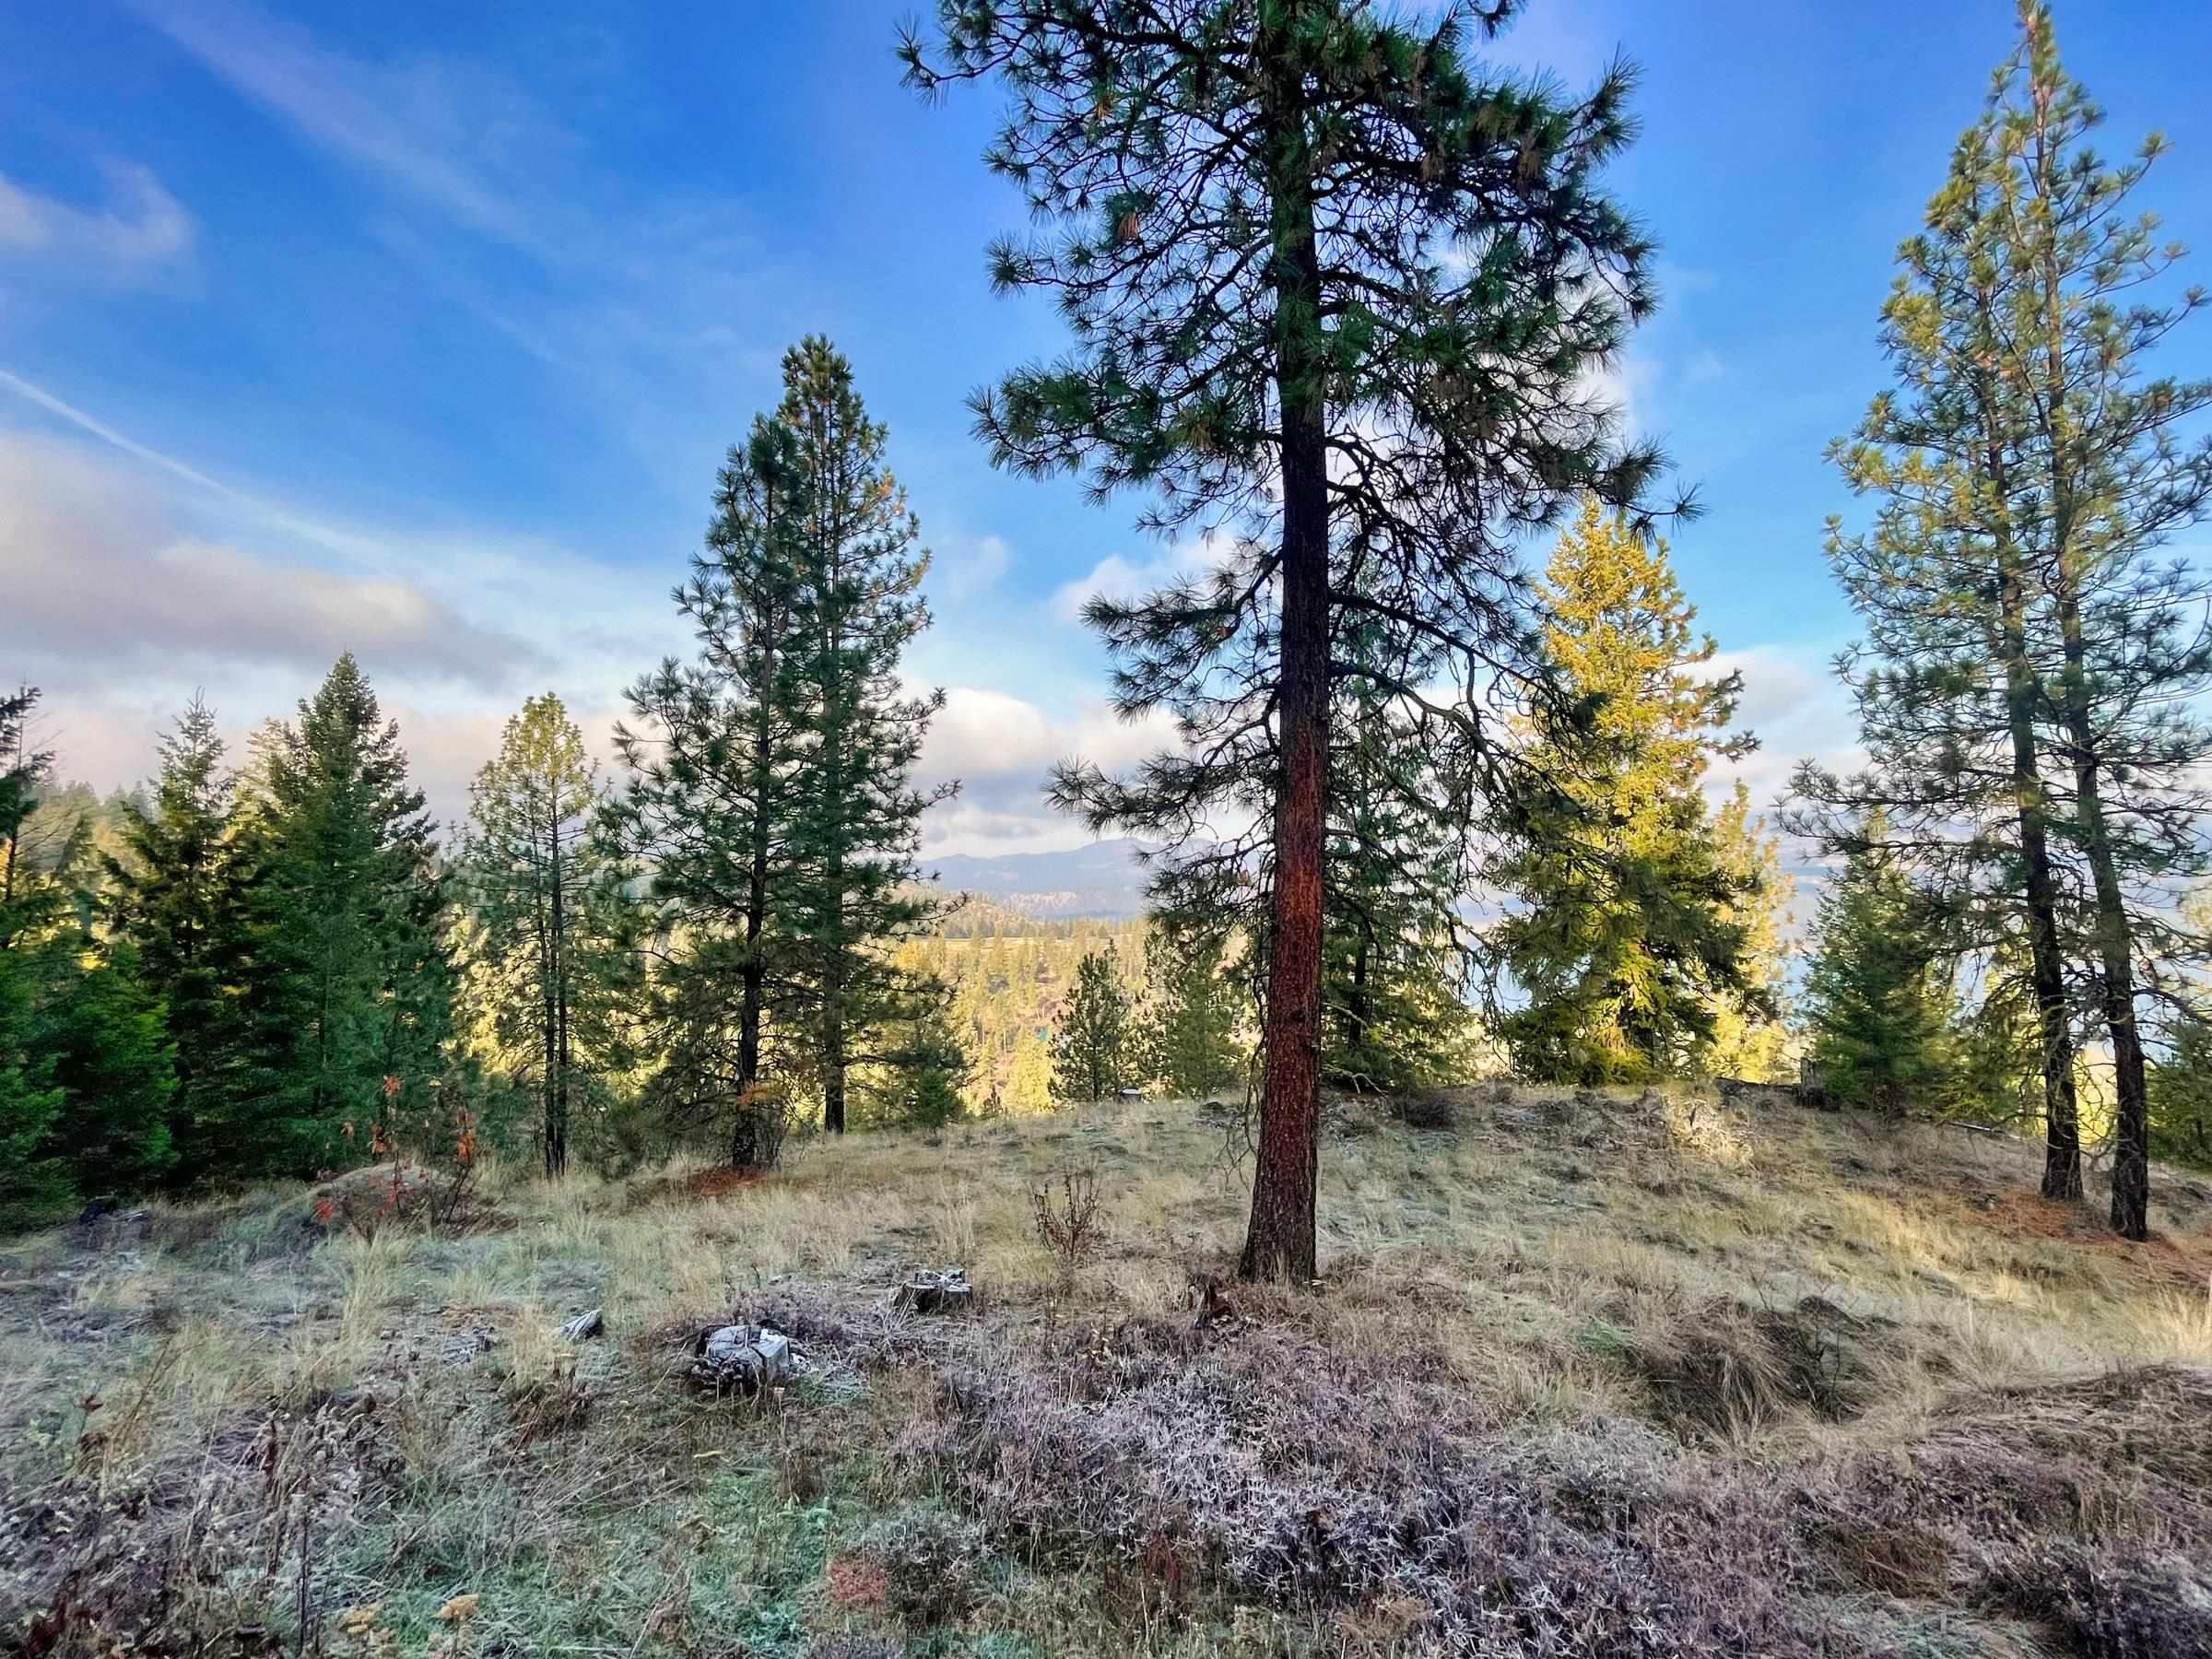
690,1324 -> 791,1394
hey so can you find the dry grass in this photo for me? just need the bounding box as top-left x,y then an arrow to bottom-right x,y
3,1084 -> 2208,1655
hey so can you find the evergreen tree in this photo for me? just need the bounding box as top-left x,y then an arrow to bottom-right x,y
1,689 -> 178,1213
774,337 -> 955,1134
38,945 -> 176,1197
908,2 -> 1676,1277
103,695 -> 258,1184
614,414 -> 809,1162
1139,919 -> 1242,1099
1984,5 -> 2212,1241
0,686 -> 69,1224
1704,787 -> 1796,1082
462,693 -> 638,1178
0,946 -> 66,1226
1804,820 -> 1954,1114
1791,4 -> 2212,1237
1,684 -> 54,931
858,973 -> 972,1129
1492,500 -> 1759,1085
247,654 -> 453,1175
1321,658 -> 1483,1094
1945,935 -> 2048,1129
1053,945 -> 1135,1103
2148,1018 -> 2212,1169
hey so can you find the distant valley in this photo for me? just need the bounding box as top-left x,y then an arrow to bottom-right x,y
922,836 -> 1158,920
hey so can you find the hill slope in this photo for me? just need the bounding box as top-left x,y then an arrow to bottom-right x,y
6,1087 -> 2210,1655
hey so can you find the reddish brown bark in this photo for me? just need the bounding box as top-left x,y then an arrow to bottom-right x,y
1241,71 -> 1327,1282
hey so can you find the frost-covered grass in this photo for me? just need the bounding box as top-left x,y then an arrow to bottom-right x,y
4,1085 -> 2208,1655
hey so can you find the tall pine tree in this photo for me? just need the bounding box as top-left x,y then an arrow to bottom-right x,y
1790,4 -> 2212,1236
908,1 -> 1675,1278
775,337 -> 954,1135
615,418 -> 812,1163
462,693 -> 638,1178
1987,4 -> 2212,1240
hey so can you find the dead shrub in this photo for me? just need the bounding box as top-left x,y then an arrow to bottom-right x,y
851,1504 -> 987,1627
507,1360 -> 593,1444
1659,1088 -> 1755,1169
1803,1364 -> 2212,1655
1812,1516 -> 1955,1600
1029,1167 -> 1104,1276
1392,1087 -> 1459,1132
3,1389 -> 396,1656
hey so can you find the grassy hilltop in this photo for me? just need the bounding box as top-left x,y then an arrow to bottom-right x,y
5,1085 -> 2209,1657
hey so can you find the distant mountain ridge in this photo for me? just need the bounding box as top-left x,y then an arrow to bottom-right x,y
923,836 -> 1159,919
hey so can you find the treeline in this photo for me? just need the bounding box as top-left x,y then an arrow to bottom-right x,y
3,670 -> 453,1221
0,340 -> 977,1220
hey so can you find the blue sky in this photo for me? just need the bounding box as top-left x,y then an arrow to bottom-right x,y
4,0 -> 2210,854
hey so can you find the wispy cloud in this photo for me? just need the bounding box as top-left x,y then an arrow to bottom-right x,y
0,365 -> 359,553
0,161 -> 194,281
124,0 -> 789,496
1047,536 -> 1230,623
125,0 -> 557,251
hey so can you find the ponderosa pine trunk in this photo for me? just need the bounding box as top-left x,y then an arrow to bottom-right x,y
549,810 -> 571,1180
2028,73 -> 2148,1240
1241,55 -> 1325,1284
1987,457 -> 2080,1200
822,904 -> 847,1135
543,804 -> 569,1178
2055,592 -> 2152,1239
733,621 -> 777,1167
822,687 -> 849,1137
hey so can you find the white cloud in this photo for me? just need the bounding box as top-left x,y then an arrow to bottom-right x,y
934,533 -> 1011,601
0,384 -> 691,837
0,432 -> 540,688
0,161 -> 194,279
1703,642 -> 1861,821
1047,536 -> 1228,623
1580,350 -> 1663,441
913,685 -> 1183,854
